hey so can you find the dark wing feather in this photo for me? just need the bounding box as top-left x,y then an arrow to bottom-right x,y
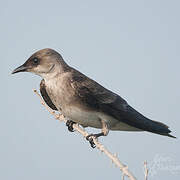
40,79 -> 58,110
71,70 -> 175,138
71,70 -> 128,112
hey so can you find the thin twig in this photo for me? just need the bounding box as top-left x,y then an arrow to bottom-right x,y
33,89 -> 137,180
144,161 -> 149,180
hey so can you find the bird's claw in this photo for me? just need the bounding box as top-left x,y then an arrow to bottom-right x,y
66,120 -> 75,132
86,134 -> 97,148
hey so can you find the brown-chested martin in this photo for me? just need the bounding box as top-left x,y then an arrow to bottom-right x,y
12,48 -> 176,148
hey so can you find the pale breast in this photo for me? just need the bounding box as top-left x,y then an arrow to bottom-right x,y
45,72 -> 75,109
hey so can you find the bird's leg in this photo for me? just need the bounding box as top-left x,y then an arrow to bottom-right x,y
86,120 -> 109,148
66,120 -> 76,132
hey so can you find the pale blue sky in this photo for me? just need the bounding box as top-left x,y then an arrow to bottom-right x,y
1,0 -> 180,179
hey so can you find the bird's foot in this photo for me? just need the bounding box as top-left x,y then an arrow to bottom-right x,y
86,134 -> 96,148
66,120 -> 76,132
86,133 -> 104,148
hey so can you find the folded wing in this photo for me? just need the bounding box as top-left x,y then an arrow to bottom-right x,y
40,79 -> 58,111
71,70 -> 175,138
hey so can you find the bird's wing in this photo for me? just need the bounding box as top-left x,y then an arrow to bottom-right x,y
70,70 -> 128,112
71,70 -> 174,137
40,79 -> 58,110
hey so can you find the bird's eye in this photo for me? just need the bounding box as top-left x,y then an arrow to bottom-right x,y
32,58 -> 39,65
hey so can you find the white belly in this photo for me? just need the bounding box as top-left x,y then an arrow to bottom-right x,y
62,106 -> 142,131
62,106 -> 102,128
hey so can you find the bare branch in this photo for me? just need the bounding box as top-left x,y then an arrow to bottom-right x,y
33,89 -> 137,180
144,161 -> 149,180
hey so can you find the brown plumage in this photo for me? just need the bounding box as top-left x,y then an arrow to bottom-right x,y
12,48 -> 176,141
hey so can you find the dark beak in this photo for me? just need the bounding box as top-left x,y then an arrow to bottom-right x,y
12,64 -> 28,74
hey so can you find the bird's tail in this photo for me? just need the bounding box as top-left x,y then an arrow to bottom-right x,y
119,105 -> 176,138
148,120 -> 176,138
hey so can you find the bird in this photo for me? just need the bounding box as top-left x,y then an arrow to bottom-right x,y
12,48 -> 176,148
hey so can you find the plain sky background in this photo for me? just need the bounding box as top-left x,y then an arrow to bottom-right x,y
1,0 -> 180,179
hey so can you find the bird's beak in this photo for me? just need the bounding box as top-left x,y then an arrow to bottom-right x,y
12,64 -> 28,74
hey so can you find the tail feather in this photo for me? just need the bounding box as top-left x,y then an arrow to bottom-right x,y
165,133 -> 176,138
118,105 -> 176,138
150,120 -> 176,138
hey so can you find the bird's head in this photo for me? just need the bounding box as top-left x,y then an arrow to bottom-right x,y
12,48 -> 69,79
